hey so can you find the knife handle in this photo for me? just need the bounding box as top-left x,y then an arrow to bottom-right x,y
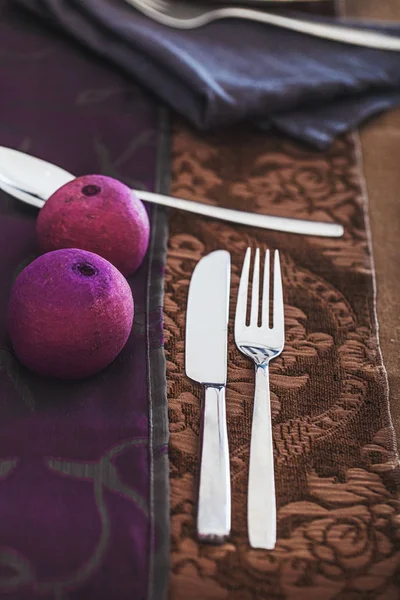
197,385 -> 231,543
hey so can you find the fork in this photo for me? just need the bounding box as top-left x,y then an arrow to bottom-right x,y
235,247 -> 285,550
124,0 -> 400,51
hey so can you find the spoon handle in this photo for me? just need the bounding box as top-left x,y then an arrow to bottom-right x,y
0,168 -> 344,238
139,189 -> 344,237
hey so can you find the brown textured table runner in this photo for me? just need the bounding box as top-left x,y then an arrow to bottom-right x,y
165,121 -> 400,599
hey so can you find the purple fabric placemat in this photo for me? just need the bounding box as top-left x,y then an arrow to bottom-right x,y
0,1 -> 170,598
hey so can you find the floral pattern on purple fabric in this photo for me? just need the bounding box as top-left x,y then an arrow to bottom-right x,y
0,2 -> 170,598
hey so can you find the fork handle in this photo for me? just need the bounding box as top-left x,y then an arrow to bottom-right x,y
197,385 -> 231,544
248,363 -> 276,550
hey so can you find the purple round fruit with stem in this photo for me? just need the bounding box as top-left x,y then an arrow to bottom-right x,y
8,248 -> 134,379
36,175 -> 150,277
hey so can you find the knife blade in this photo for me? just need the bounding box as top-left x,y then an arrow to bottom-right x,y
0,145 -> 344,237
186,250 -> 231,543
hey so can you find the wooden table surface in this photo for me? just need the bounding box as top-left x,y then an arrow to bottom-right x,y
342,0 -> 400,442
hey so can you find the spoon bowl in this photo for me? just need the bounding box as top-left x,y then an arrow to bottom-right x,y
0,146 -> 74,208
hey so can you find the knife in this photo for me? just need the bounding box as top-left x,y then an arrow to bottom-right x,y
186,250 -> 231,543
0,146 -> 344,237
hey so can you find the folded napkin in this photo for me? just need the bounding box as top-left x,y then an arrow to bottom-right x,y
15,0 -> 400,147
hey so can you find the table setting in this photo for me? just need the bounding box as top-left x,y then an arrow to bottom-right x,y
0,0 -> 399,599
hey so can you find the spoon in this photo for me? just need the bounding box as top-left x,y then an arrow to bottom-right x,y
0,146 -> 344,238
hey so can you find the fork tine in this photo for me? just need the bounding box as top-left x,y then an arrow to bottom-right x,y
273,251 -> 284,331
250,248 -> 260,326
262,249 -> 270,328
235,247 -> 251,328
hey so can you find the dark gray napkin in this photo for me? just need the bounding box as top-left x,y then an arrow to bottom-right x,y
15,0 -> 400,148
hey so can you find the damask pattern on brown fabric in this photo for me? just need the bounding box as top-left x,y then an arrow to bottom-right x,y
164,121 -> 400,600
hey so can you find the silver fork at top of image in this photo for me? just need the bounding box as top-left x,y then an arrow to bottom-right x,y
124,0 -> 400,51
234,247 -> 285,550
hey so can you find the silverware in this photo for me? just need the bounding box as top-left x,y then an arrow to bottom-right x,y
124,0 -> 400,51
234,247 -> 285,549
0,146 -> 344,237
207,0 -> 325,4
186,250 -> 231,543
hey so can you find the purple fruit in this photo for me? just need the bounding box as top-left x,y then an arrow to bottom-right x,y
8,249 -> 134,379
36,175 -> 150,277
